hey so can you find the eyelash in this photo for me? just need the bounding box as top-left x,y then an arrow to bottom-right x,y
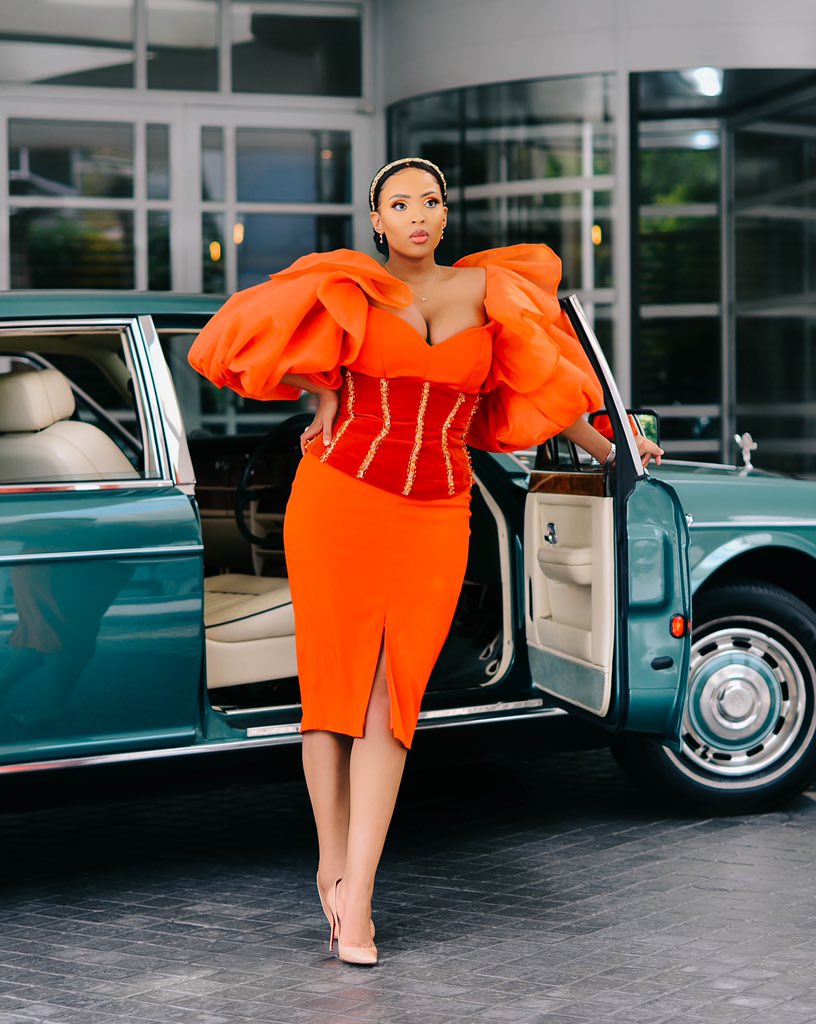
391,198 -> 439,211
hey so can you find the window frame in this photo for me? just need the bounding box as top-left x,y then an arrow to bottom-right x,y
0,317 -> 174,494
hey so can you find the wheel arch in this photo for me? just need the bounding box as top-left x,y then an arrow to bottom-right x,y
692,539 -> 816,615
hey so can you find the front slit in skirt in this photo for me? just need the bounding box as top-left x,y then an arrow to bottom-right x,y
283,452 -> 472,748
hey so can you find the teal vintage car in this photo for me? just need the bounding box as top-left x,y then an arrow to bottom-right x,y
0,292 -> 814,813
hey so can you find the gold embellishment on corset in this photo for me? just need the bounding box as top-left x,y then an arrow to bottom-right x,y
440,392 -> 466,495
402,381 -> 431,496
357,377 -> 391,478
461,394 -> 481,484
320,370 -> 356,463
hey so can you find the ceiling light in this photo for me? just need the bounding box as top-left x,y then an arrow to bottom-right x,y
682,66 -> 724,98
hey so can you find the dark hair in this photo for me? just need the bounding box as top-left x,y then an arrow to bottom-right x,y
369,157 -> 447,256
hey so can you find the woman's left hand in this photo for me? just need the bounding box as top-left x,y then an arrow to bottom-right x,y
635,435 -> 664,467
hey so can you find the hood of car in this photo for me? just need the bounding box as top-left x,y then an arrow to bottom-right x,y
653,459 -> 781,481
652,459 -> 816,528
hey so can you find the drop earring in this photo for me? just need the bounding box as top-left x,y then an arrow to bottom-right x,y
441,227 -> 445,240
379,233 -> 384,244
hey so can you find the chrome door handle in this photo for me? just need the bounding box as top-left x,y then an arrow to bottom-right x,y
544,522 -> 557,545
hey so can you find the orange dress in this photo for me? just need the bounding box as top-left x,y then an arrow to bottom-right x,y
188,244 -> 602,747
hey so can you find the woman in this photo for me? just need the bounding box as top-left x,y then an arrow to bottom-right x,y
189,157 -> 662,967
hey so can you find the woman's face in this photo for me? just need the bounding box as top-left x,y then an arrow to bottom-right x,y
370,167 -> 447,258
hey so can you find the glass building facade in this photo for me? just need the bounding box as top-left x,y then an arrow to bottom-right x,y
1,2 -> 814,474
388,74 -> 616,359
0,0 -> 370,295
389,69 -> 816,475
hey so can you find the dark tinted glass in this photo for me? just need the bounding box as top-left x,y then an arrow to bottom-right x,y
202,213 -> 226,293
9,120 -> 133,198
147,0 -> 218,91
148,211 -> 171,290
636,317 -> 720,404
640,142 -> 719,204
389,74 -> 614,273
236,129 -> 351,203
147,124 -> 170,200
735,214 -> 816,302
736,317 -> 816,404
466,195 -> 582,288
734,126 -> 816,201
231,7 -> 361,96
639,217 -> 720,303
463,76 -> 614,186
201,127 -> 225,202
11,209 -> 134,289
659,415 -> 721,444
593,192 -> 613,289
237,214 -> 352,287
592,310 -> 613,361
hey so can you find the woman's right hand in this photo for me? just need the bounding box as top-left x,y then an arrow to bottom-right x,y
300,388 -> 340,454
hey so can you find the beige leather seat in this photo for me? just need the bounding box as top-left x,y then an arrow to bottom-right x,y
204,573 -> 297,689
0,368 -> 138,483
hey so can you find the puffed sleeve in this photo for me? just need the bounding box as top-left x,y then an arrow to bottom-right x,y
454,244 -> 604,452
188,249 -> 411,400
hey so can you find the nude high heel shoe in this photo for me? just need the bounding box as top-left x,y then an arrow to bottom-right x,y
332,878 -> 378,967
316,871 -> 375,952
316,872 -> 338,952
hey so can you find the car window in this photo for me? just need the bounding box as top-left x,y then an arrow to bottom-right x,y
160,331 -> 313,437
0,327 -> 156,486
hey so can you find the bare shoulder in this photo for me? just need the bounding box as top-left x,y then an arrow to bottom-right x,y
441,265 -> 486,302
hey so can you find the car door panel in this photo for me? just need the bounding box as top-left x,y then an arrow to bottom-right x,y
525,489 -> 615,715
0,488 -> 203,763
623,476 -> 691,741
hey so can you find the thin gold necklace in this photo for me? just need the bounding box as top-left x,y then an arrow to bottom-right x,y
393,265 -> 440,303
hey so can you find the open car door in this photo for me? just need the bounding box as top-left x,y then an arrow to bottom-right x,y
523,297 -> 692,748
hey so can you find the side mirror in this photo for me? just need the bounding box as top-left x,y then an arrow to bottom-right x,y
589,408 -> 661,446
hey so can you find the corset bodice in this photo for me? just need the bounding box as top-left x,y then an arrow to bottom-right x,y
305,369 -> 481,499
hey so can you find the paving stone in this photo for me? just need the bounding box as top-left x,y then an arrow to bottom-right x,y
1,742 -> 816,1024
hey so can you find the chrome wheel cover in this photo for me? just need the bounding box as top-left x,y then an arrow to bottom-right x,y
679,618 -> 810,778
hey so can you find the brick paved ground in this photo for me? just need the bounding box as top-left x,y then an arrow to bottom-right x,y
1,723 -> 816,1024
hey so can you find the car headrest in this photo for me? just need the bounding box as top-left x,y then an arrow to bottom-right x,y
0,369 -> 76,433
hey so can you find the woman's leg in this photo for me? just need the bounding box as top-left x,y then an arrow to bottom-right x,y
302,730 -> 353,898
336,641 -> 407,948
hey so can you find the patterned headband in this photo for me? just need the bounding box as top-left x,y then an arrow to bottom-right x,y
369,157 -> 447,210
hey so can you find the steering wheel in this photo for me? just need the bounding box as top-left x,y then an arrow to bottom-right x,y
235,413 -> 313,546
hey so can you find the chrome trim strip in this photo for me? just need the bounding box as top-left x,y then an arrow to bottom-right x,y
689,519 -> 816,529
0,706 -> 567,775
139,316 -> 197,495
128,317 -> 172,483
217,703 -> 301,716
246,724 -> 301,737
418,698 -> 545,720
0,544 -> 204,565
418,706 -> 567,732
0,318 -> 140,332
0,479 -> 175,495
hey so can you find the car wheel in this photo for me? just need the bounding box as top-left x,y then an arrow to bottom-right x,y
613,581 -> 816,812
